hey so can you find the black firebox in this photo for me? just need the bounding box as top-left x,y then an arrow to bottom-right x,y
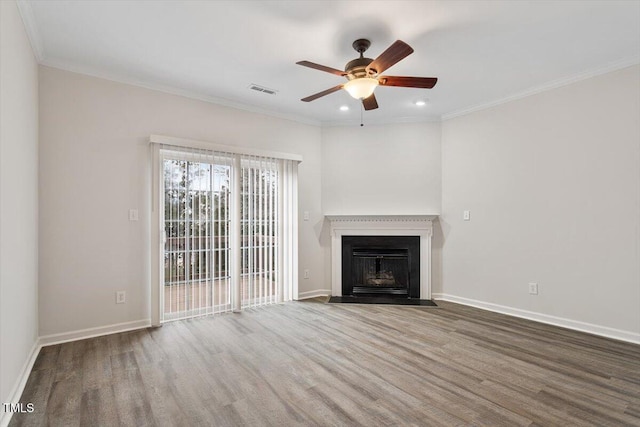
342,235 -> 420,298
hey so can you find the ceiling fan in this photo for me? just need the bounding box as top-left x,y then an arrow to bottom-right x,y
297,39 -> 437,111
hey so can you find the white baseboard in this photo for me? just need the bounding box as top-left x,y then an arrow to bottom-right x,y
39,319 -> 152,347
1,340 -> 41,427
1,319 -> 151,426
297,289 -> 331,300
432,293 -> 640,345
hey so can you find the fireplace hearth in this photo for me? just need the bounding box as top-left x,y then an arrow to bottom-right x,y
342,235 -> 420,298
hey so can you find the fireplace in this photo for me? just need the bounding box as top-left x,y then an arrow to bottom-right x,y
342,235 -> 420,298
327,215 -> 436,299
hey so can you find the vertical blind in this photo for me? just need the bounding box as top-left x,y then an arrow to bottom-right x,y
240,155 -> 279,309
153,142 -> 298,322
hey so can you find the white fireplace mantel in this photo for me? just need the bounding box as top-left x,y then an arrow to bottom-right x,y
326,215 -> 438,299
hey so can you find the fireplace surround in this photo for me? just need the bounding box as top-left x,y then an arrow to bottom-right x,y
327,215 -> 436,299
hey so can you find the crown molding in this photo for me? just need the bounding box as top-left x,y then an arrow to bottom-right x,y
39,58 -> 322,127
39,57 -> 441,128
40,57 -> 442,128
441,56 -> 640,121
15,0 -> 44,62
39,55 -> 640,128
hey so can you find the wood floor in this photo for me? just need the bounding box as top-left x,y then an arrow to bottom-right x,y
10,299 -> 640,426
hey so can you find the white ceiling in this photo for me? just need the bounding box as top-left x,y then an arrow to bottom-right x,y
19,0 -> 640,126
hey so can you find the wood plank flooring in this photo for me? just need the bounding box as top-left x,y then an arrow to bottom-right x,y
9,299 -> 640,426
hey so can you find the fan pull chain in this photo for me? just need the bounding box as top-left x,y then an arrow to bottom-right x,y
360,102 -> 364,127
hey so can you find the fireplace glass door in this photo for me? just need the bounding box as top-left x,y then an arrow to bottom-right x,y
352,249 -> 409,295
341,235 -> 420,298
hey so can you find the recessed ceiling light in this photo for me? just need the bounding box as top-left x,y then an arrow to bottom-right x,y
415,100 -> 427,106
339,105 -> 349,111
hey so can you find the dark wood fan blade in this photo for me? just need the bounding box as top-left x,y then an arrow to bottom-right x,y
362,93 -> 379,110
296,61 -> 346,76
366,40 -> 414,75
301,85 -> 344,102
379,76 -> 438,89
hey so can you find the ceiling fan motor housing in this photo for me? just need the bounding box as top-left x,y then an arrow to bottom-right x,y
346,39 -> 377,79
345,57 -> 375,79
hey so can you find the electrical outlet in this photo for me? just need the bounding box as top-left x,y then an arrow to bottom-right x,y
463,210 -> 470,221
116,291 -> 126,304
303,211 -> 310,221
303,269 -> 310,279
528,282 -> 538,295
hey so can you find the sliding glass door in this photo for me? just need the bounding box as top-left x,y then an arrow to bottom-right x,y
156,145 -> 296,323
162,155 -> 232,320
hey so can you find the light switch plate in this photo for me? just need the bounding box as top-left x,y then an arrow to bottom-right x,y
116,291 -> 126,304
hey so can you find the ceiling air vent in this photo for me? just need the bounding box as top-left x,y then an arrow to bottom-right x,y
249,84 -> 278,95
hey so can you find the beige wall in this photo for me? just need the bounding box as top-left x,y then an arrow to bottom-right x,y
441,65 -> 640,337
321,122 -> 441,215
0,0 -> 39,408
320,122 -> 443,294
38,66 -> 323,336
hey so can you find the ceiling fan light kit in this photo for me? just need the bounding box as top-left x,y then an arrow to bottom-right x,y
344,77 -> 379,100
297,38 -> 438,112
